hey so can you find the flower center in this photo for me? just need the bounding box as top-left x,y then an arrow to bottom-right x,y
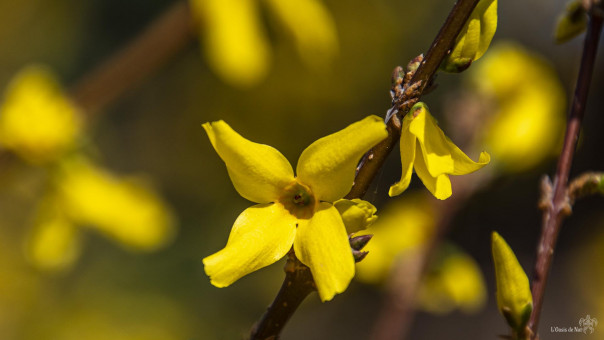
279,181 -> 316,220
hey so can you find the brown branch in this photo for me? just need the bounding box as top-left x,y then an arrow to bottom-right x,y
250,0 -> 481,338
250,253 -> 316,340
346,0 -> 480,199
528,7 -> 603,338
70,1 -> 196,115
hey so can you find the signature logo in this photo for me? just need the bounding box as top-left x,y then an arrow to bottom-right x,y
579,315 -> 598,335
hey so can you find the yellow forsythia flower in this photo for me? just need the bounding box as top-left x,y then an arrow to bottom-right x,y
202,117 -> 387,301
441,0 -> 497,72
57,157 -> 175,252
333,198 -> 378,233
389,102 -> 490,200
472,43 -> 566,172
190,0 -> 338,87
492,232 -> 533,332
0,65 -> 81,163
418,245 -> 486,314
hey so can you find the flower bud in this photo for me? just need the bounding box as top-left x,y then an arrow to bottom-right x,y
555,0 -> 587,44
334,199 -> 378,233
491,232 -> 533,332
440,0 -> 497,73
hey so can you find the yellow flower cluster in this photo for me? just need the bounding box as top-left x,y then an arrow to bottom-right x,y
190,0 -> 338,87
0,66 -> 175,271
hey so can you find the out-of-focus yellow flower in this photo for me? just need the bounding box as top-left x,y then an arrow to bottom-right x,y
491,232 -> 532,332
389,102 -> 490,200
202,117 -> 387,301
355,193 -> 435,284
441,0 -> 497,73
25,198 -> 81,271
57,157 -> 175,252
472,43 -> 566,172
190,0 -> 338,87
418,245 -> 486,314
356,196 -> 486,314
24,156 -> 175,270
0,65 -> 81,163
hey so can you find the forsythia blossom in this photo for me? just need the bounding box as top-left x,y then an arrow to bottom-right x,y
190,0 -> 337,87
389,102 -> 490,200
0,65 -> 81,163
202,117 -> 387,301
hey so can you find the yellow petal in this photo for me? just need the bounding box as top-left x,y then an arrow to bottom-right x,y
333,198 -> 378,233
264,0 -> 338,67
418,245 -> 486,314
0,65 -> 81,163
25,198 -> 82,271
389,114 -> 417,197
409,103 -> 489,177
294,203 -> 354,301
58,157 -> 175,251
297,116 -> 387,202
414,143 -> 452,200
203,203 -> 297,287
191,0 -> 270,87
441,0 -> 497,72
203,121 -> 295,203
491,232 -> 533,331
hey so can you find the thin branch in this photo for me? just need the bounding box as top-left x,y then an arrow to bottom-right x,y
528,8 -> 603,338
347,0 -> 480,199
70,1 -> 196,115
250,0 -> 481,338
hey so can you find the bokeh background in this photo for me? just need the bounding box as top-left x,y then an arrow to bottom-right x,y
1,0 -> 603,339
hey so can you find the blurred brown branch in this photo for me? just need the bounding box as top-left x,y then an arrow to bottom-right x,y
250,0 -> 481,338
1,1 -> 196,173
528,4 -> 603,338
70,1 -> 196,115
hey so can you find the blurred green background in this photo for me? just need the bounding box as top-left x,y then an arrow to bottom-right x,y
1,0 -> 604,339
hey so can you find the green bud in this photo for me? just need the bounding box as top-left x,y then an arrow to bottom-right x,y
491,232 -> 533,332
334,199 -> 378,233
554,0 -> 587,44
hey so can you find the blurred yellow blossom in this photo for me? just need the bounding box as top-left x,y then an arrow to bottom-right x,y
355,193 -> 435,284
57,156 -> 175,252
441,0 -> 497,72
25,198 -> 82,271
471,43 -> 566,172
23,156 -> 176,270
389,102 -> 490,200
0,65 -> 81,163
418,245 -> 486,314
190,0 -> 338,87
202,117 -> 387,301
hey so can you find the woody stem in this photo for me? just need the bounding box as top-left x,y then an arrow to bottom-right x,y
250,0 -> 481,338
528,6 -> 603,338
